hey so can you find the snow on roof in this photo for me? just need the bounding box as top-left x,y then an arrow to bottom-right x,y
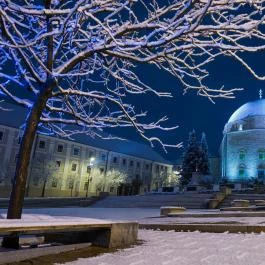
0,101 -> 172,165
228,99 -> 265,123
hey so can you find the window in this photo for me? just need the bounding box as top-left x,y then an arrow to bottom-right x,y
69,180 -> 74,189
101,154 -> 106,161
156,165 -> 159,172
0,131 -> 3,141
57,144 -> 64,153
136,162 -> 140,168
259,150 -> 265,160
56,160 -> 61,168
39,140 -> 46,149
113,157 -> 118,163
84,182 -> 88,191
89,151 -> 94,158
73,147 -> 80,156
130,160 -> 134,167
239,150 -> 246,160
145,164 -> 149,170
122,158 -> 127,166
52,179 -> 58,188
72,163 -> 77,171
33,178 -> 39,186
87,166 -> 91,173
258,170 -> 265,179
239,169 -> 245,176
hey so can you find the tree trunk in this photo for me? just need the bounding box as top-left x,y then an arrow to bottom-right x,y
2,90 -> 50,249
41,178 -> 47,198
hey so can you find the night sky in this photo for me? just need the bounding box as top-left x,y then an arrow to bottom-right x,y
113,51 -> 265,162
2,3 -> 265,164
3,49 -> 265,163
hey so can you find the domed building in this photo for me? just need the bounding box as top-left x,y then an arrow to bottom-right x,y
221,98 -> 265,182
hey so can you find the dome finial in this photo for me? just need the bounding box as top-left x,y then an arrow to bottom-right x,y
259,89 -> 263,99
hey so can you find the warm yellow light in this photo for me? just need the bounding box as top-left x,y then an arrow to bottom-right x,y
89,157 -> 95,166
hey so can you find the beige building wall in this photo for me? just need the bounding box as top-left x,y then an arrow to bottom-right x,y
0,124 -> 173,198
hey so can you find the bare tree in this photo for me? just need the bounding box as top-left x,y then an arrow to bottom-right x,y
167,172 -> 181,187
106,169 -> 127,192
0,0 -> 265,232
92,169 -> 126,194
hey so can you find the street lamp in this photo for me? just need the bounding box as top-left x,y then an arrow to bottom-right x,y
85,157 -> 95,198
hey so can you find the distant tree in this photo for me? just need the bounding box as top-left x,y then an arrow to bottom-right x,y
2,0 -> 265,248
93,169 -> 127,194
106,170 -> 127,192
198,132 -> 210,175
152,171 -> 167,189
167,172 -> 181,187
40,154 -> 56,197
182,130 -> 201,183
181,131 -> 211,184
90,169 -> 103,194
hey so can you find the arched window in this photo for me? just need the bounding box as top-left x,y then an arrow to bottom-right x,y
258,164 -> 265,179
239,149 -> 246,160
238,164 -> 246,178
258,149 -> 265,161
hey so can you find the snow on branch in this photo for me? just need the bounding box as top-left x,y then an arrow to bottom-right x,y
0,0 -> 265,149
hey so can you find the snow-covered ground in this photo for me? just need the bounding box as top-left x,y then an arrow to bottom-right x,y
141,216 -> 265,225
0,207 -> 160,221
2,208 -> 265,226
56,229 -> 265,265
2,208 -> 265,264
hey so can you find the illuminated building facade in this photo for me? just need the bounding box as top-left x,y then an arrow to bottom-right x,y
0,103 -> 173,197
221,97 -> 265,182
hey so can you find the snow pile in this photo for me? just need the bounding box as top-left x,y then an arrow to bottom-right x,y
58,229 -> 265,265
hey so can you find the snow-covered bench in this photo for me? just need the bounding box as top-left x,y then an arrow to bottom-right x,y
0,219 -> 138,249
255,200 -> 265,206
160,206 -> 186,216
231,200 -> 249,207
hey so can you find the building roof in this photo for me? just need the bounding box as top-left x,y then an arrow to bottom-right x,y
228,99 -> 265,123
0,101 -> 172,165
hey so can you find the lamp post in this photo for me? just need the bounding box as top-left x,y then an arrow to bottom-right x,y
85,157 -> 95,198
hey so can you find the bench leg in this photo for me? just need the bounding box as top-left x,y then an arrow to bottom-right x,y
108,223 -> 139,248
2,234 -> 20,249
90,223 -> 138,248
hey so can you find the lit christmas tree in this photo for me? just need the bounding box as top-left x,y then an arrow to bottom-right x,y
199,132 -> 210,175
181,130 -> 201,184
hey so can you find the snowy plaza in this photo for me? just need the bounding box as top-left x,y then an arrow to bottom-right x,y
2,0 -> 265,264
1,207 -> 265,264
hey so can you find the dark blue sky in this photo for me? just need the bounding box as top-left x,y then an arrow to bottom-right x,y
2,2 -> 265,163
113,51 -> 265,162
2,46 -> 264,163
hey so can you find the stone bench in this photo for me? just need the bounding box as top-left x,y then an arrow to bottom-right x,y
255,200 -> 265,206
0,219 -> 138,249
160,206 -> 186,216
231,200 -> 249,207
